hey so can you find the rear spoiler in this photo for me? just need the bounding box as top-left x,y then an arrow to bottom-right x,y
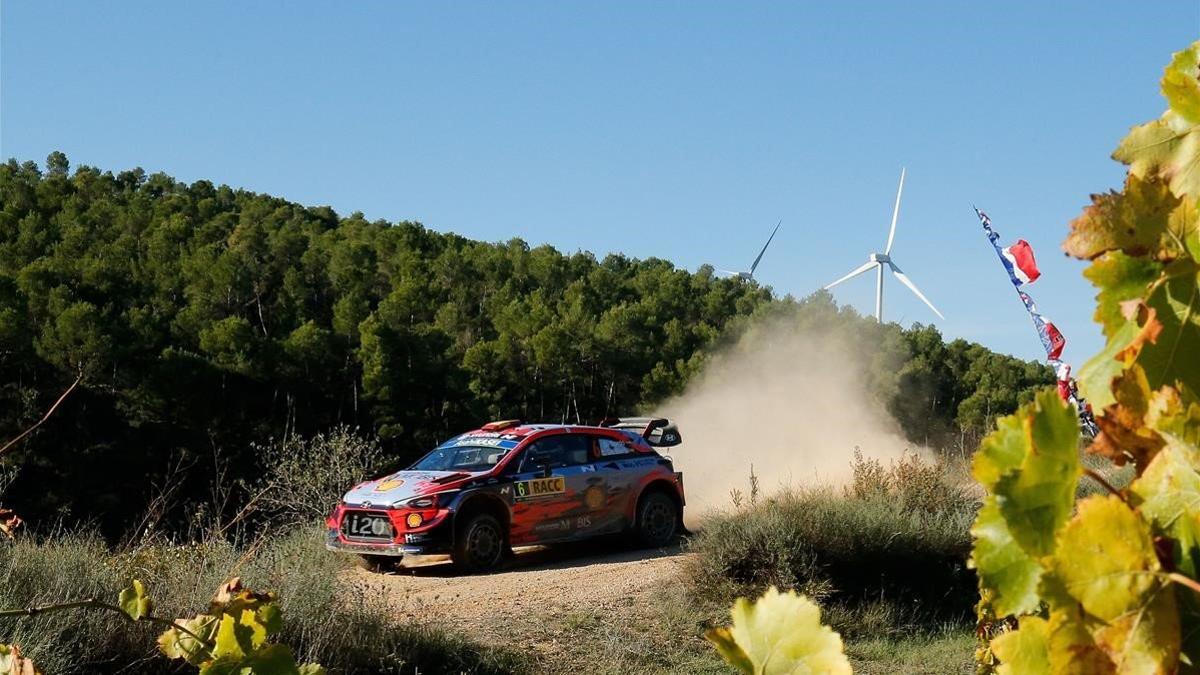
598,417 -> 682,448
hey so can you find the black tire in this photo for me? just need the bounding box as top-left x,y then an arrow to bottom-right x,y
358,554 -> 401,573
452,513 -> 506,573
634,490 -> 680,548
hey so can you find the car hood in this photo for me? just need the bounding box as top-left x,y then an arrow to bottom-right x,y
341,470 -> 478,507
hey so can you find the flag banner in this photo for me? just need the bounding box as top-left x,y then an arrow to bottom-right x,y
1001,240 -> 1041,286
1017,291 -> 1065,360
974,207 -> 1097,436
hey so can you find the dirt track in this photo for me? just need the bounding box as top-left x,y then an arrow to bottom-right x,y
348,540 -> 687,656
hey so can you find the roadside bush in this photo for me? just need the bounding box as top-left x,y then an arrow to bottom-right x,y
252,427 -> 384,524
685,460 -> 978,638
0,527 -> 526,674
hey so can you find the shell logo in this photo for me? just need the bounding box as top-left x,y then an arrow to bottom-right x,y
374,478 -> 405,492
584,485 -> 606,510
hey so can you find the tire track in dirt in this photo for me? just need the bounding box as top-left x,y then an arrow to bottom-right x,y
348,541 -> 687,657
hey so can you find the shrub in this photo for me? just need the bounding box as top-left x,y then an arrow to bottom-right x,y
251,427 -> 384,524
685,479 -> 977,638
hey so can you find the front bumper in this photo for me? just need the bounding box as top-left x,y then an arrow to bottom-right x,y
325,522 -> 453,557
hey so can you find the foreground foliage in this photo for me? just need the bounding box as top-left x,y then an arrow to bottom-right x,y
0,528 -> 526,674
971,41 -> 1200,673
2,577 -> 323,675
706,587 -> 851,675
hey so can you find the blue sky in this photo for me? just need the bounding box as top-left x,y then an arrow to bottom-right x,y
2,2 -> 1196,364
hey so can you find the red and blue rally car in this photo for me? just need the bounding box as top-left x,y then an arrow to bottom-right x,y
325,417 -> 685,572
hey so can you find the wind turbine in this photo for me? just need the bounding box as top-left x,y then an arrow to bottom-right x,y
718,220 -> 782,281
823,169 -> 944,323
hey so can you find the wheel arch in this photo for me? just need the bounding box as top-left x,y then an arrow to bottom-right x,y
453,493 -> 511,536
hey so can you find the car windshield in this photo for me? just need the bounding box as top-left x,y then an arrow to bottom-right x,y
410,443 -> 510,473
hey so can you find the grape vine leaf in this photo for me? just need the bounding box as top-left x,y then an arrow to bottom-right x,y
1064,174 -> 1179,260
705,587 -> 851,675
1114,43 -> 1200,199
158,615 -> 217,665
991,616 -> 1050,675
118,579 -> 152,621
1084,252 -> 1164,340
1147,383 -> 1200,446
973,413 -> 1028,490
970,496 -> 1043,616
1130,442 -> 1200,662
1090,365 -> 1166,470
1048,495 -> 1180,672
0,644 -> 41,675
1046,605 -> 1117,675
1078,301 -> 1163,409
1135,263 -> 1200,399
993,389 -> 1081,558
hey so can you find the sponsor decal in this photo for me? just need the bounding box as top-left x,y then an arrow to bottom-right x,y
514,476 -> 565,500
580,464 -> 596,473
618,458 -> 657,469
534,518 -> 572,533
575,516 -> 592,529
374,477 -> 405,491
584,485 -> 606,510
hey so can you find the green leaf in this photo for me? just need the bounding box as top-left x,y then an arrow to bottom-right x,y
705,587 -> 851,675
1048,495 -> 1180,672
991,616 -> 1050,675
212,614 -> 253,660
157,615 -> 217,665
973,413 -> 1028,490
1136,262 -> 1200,400
1083,252 -> 1163,340
1078,306 -> 1155,409
1129,443 -> 1200,662
1115,111 -> 1200,200
994,390 -> 1081,559
970,496 -> 1043,617
1162,42 -> 1200,127
118,579 -> 152,621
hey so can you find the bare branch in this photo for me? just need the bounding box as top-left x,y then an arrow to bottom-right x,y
0,374 -> 83,457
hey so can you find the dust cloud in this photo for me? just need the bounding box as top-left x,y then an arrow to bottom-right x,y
656,316 -> 925,528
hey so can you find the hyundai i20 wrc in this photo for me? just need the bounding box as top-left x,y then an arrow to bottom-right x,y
326,417 -> 685,572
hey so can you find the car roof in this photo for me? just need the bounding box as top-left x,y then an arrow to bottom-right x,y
461,423 -> 618,438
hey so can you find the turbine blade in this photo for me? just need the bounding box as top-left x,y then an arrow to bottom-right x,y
885,168 -> 905,255
716,269 -> 742,277
887,261 -> 944,319
823,261 -> 877,290
749,220 -> 782,275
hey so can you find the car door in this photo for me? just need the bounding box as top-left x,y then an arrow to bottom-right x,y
506,434 -> 592,544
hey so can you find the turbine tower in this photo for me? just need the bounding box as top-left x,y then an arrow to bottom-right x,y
717,220 -> 782,281
823,169 -> 944,323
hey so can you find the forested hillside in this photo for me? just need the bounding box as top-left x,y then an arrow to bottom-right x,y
0,154 -> 1049,533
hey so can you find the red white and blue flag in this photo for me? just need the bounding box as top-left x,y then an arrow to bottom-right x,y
1001,240 -> 1041,286
974,207 -> 1096,435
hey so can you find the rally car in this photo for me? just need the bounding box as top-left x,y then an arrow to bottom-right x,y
325,417 -> 685,572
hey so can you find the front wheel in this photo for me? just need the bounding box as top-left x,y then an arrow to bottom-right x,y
452,513 -> 505,573
634,491 -> 680,548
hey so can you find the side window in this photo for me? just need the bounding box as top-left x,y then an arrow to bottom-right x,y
597,437 -> 634,459
518,434 -> 591,472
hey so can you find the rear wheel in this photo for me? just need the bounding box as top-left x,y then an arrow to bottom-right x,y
452,513 -> 505,573
634,491 -> 679,548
